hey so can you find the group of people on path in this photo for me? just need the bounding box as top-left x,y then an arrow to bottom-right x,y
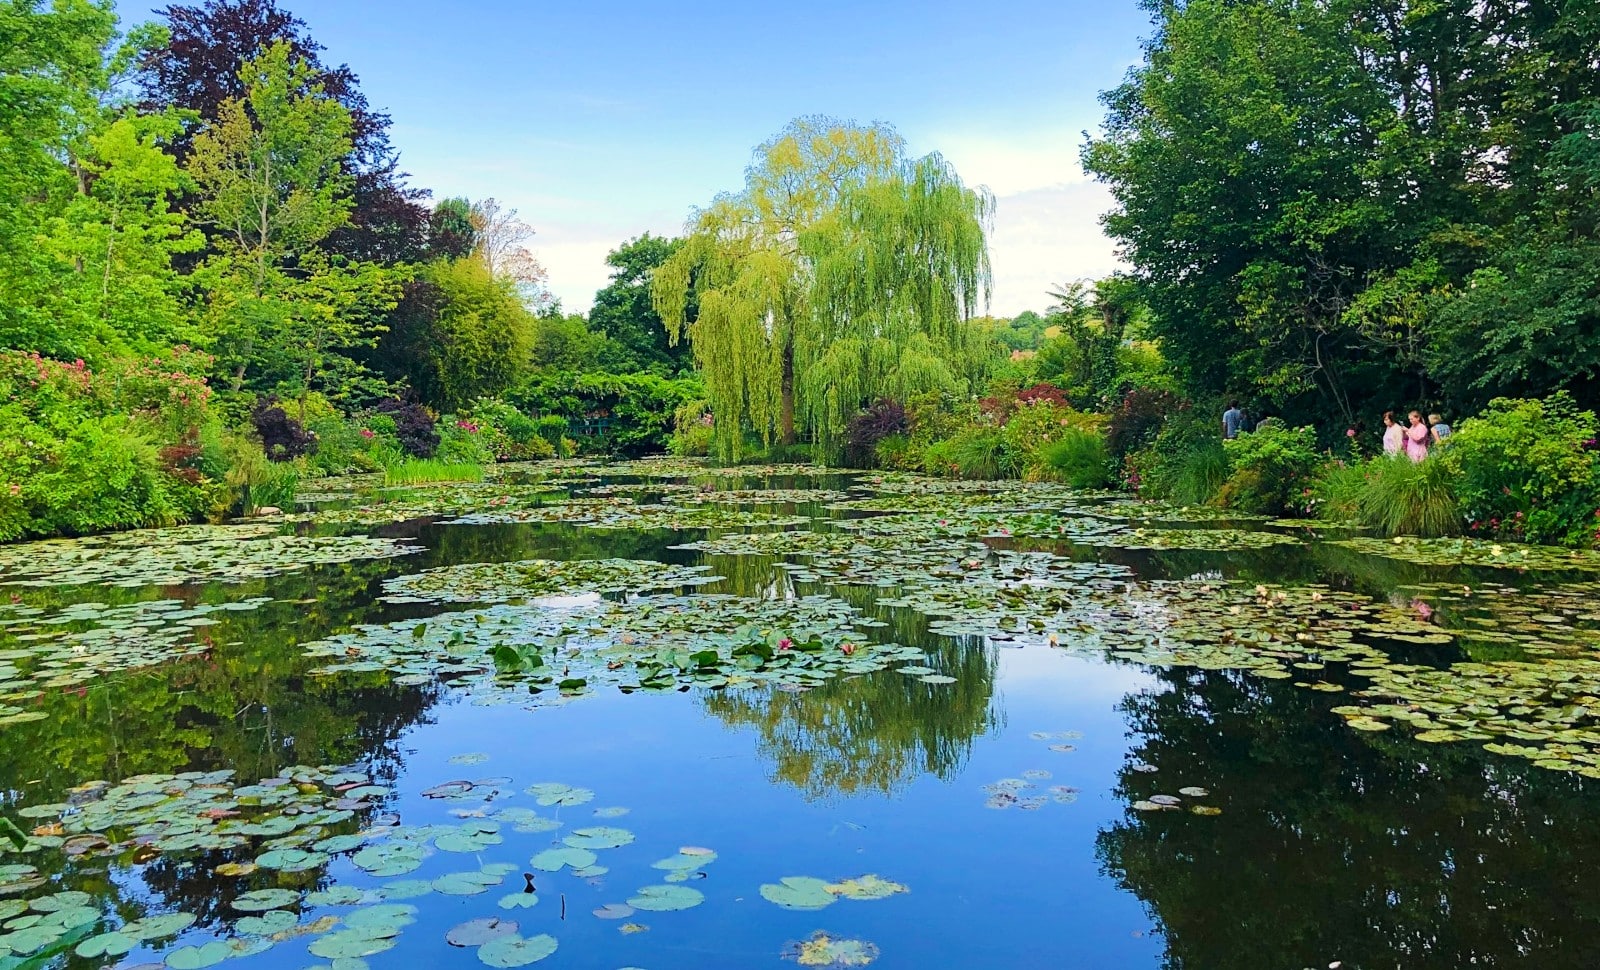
1380,410 -> 1450,461
1220,401 -> 1451,462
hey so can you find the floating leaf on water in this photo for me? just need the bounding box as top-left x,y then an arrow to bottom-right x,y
592,807 -> 629,819
529,847 -> 597,872
592,903 -> 633,920
477,933 -> 558,967
524,783 -> 594,807
75,931 -> 135,958
447,918 -> 519,947
562,826 -> 633,850
627,884 -> 704,912
760,877 -> 836,911
448,753 -> 490,766
1177,786 -> 1210,798
231,889 -> 299,912
498,893 -> 539,910
235,909 -> 298,937
1191,805 -> 1223,816
308,928 -> 400,960
785,930 -> 881,968
827,874 -> 908,901
433,871 -> 504,896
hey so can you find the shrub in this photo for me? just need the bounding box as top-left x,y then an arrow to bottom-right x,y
506,372 -> 702,456
843,399 -> 910,468
1217,424 -> 1321,515
1358,456 -> 1462,538
250,397 -> 317,461
924,426 -> 1011,479
1171,441 -> 1229,505
1107,388 -> 1178,459
873,434 -> 916,471
374,397 -> 439,458
436,418 -> 496,466
467,399 -> 555,461
1000,401 -> 1104,480
1440,394 -> 1600,546
22,416 -> 180,535
221,434 -> 297,514
383,460 -> 486,485
1310,460 -> 1367,522
1037,427 -> 1113,488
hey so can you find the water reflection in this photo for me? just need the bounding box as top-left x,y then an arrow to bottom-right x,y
1098,665 -> 1600,968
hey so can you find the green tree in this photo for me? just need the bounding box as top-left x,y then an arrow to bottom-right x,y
186,40 -> 394,403
378,259 -> 533,411
654,117 -> 994,459
589,233 -> 691,374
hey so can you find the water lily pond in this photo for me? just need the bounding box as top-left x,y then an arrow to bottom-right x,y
5,458 -> 1600,969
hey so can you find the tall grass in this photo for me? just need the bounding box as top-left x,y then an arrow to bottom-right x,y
383,460 -> 486,486
1036,428 -> 1112,488
1358,455 -> 1461,537
1311,460 -> 1367,522
1172,440 -> 1229,505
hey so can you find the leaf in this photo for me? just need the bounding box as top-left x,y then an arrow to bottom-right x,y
528,847 -> 596,872
75,931 -> 135,959
477,933 -> 559,967
165,941 -> 236,969
231,889 -> 300,912
308,928 -> 399,960
562,826 -> 634,850
760,876 -> 836,910
627,884 -> 704,911
826,874 -> 908,900
447,917 -> 519,947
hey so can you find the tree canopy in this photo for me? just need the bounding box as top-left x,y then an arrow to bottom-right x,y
653,117 -> 995,459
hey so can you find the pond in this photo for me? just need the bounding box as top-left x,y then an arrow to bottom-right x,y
4,458 -> 1600,970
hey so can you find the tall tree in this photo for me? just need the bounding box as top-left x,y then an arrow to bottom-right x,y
467,197 -> 549,305
139,0 -> 429,263
654,117 -> 993,459
588,233 -> 691,374
187,41 -> 395,401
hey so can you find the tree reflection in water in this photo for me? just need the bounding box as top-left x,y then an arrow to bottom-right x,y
1097,665 -> 1600,969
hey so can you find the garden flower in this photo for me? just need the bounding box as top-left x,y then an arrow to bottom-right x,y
777,638 -> 792,651
840,642 -> 856,655
360,429 -> 375,439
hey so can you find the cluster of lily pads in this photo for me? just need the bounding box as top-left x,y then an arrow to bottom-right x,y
0,526 -> 420,588
0,597 -> 272,724
307,587 -> 935,701
379,557 -> 722,605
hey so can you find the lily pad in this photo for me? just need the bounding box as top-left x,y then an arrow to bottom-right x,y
626,884 -> 704,912
477,933 -> 558,967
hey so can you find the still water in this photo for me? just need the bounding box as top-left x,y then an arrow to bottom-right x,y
2,467 -> 1599,970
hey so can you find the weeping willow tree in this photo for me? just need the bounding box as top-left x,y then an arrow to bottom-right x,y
653,117 -> 995,460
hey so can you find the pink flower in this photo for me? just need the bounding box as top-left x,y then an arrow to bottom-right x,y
7,484 -> 18,497
360,429 -> 375,439
1346,428 -> 1356,438
777,638 -> 792,652
840,642 -> 856,655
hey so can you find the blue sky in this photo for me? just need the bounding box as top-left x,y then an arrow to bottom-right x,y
120,0 -> 1152,314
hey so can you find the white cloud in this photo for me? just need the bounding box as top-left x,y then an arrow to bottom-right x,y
918,127 -> 1094,196
986,182 -> 1122,317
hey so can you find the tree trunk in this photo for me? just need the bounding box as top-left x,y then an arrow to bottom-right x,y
779,336 -> 796,447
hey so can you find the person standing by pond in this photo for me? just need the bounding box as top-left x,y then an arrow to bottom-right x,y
1382,411 -> 1404,456
1222,400 -> 1246,440
1429,413 -> 1452,445
1405,410 -> 1431,462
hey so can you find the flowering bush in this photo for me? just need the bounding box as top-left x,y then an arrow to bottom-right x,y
843,399 -> 910,468
1440,394 -> 1600,547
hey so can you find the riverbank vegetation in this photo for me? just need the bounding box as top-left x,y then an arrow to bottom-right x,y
4,0 -> 1598,552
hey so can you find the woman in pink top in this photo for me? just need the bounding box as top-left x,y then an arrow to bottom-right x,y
1404,410 -> 1430,462
1381,411 -> 1404,456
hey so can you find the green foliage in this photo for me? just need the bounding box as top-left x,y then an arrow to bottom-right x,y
589,234 -> 691,374
668,400 -> 714,457
530,312 -> 607,373
464,399 -> 556,461
654,117 -> 994,459
923,426 -> 1011,480
1357,457 -> 1462,539
1217,425 -> 1321,516
999,402 -> 1103,481
1036,428 -> 1113,489
435,418 -> 495,466
1440,395 -> 1600,546
382,460 -> 485,486
1084,0 -> 1600,424
507,372 -> 703,456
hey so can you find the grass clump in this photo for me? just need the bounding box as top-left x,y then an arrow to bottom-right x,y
383,460 -> 486,486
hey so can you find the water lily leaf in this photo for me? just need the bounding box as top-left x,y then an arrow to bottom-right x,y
477,933 -> 558,967
529,847 -> 596,872
231,889 -> 299,912
592,903 -> 633,920
256,847 -> 328,871
236,909 -> 298,936
562,827 -> 633,850
498,893 -> 539,910
626,885 -> 704,912
827,874 -> 908,900
308,928 -> 399,960
524,783 -> 594,807
344,904 -> 418,932
448,753 -> 490,765
352,844 -> 425,877
433,871 -> 503,896
165,941 -> 237,969
447,917 -> 519,947
760,876 -> 835,910
375,880 -> 434,900
75,931 -> 135,958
